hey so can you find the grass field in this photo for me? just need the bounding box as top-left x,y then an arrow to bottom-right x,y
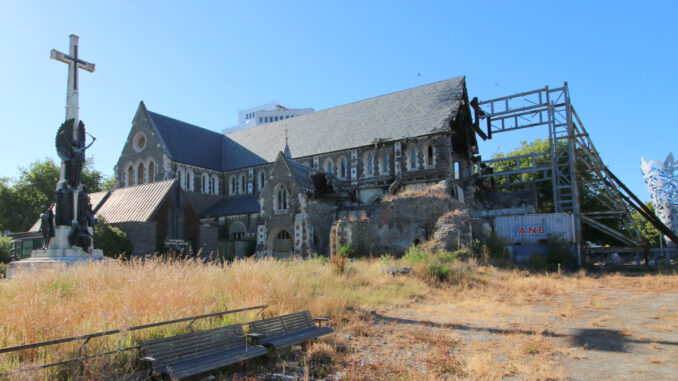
1,255 -> 677,379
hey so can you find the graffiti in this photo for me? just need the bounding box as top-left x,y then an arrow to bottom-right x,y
641,153 -> 678,244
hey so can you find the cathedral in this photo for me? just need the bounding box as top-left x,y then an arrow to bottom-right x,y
112,76 -> 482,258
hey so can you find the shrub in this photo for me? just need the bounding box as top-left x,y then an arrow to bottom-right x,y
0,236 -> 10,263
338,244 -> 356,258
528,237 -> 574,272
427,262 -> 450,281
94,217 -> 133,259
330,251 -> 349,274
0,263 -> 6,279
402,245 -> 430,265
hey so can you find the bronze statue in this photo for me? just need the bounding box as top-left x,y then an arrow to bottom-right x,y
69,216 -> 92,250
55,119 -> 95,187
39,205 -> 55,248
55,181 -> 73,226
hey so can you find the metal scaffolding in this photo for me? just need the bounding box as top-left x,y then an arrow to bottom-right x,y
472,83 -> 677,265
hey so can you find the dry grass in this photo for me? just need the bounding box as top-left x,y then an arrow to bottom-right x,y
1,256 -> 677,379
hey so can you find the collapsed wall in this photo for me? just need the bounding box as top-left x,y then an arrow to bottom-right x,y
329,194 -> 490,256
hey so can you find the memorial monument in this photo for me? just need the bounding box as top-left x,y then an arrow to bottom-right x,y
7,35 -> 107,279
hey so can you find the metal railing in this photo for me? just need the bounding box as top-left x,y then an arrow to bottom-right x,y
0,305 -> 267,378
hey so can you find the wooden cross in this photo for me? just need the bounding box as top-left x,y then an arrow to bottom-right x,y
50,34 -> 95,128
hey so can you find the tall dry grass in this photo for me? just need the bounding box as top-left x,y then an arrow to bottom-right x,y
0,257 -> 428,376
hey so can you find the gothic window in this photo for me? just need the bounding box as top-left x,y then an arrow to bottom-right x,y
127,165 -> 133,187
409,147 -> 417,170
186,170 -> 194,191
365,153 -> 374,177
340,158 -> 347,179
229,176 -> 236,195
325,159 -> 334,175
454,161 -> 461,180
258,171 -> 266,191
202,174 -> 209,194
230,222 -> 246,240
277,230 -> 290,239
381,151 -> 389,175
275,185 -> 288,212
240,174 -> 247,194
148,161 -> 155,183
426,145 -> 435,168
212,175 -> 219,195
137,162 -> 145,185
178,168 -> 185,189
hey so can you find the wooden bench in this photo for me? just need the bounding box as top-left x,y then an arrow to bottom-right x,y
141,324 -> 267,380
248,310 -> 333,350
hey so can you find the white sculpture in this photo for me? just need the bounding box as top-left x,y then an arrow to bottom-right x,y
641,153 -> 678,245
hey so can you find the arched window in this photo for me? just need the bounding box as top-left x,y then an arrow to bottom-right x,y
126,165 -> 133,187
409,147 -> 417,170
366,153 -> 374,177
177,168 -> 185,189
211,175 -> 219,195
202,174 -> 209,193
340,158 -> 347,179
148,161 -> 155,183
426,145 -> 435,168
277,230 -> 290,239
240,174 -> 247,194
454,161 -> 461,180
137,163 -> 145,185
230,222 -> 246,240
258,171 -> 266,191
380,151 -> 389,175
229,176 -> 236,195
186,170 -> 194,191
325,159 -> 334,175
275,185 -> 288,211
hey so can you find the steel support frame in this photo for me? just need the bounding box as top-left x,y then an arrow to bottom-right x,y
475,83 -> 645,265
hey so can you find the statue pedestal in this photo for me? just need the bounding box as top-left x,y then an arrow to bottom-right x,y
6,249 -> 110,280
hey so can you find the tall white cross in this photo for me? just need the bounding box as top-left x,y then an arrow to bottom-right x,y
50,34 -> 95,139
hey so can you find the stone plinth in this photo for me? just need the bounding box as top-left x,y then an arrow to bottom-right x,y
6,250 -> 110,280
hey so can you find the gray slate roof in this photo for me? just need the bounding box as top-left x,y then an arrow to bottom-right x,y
147,111 -> 225,171
145,76 -> 466,172
225,76 -> 466,167
201,193 -> 260,217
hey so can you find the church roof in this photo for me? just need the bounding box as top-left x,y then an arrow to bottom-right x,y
143,76 -> 467,172
225,76 -> 466,167
146,111 -> 225,171
95,179 -> 176,223
201,193 -> 260,217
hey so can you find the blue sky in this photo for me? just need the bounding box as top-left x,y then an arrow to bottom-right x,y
1,1 -> 676,201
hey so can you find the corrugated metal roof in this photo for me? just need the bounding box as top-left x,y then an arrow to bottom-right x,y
224,76 -> 465,168
147,111 -> 225,171
201,193 -> 260,217
29,189 -> 111,232
95,179 -> 176,223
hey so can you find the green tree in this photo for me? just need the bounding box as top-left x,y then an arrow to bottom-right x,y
0,236 -> 11,263
0,158 -> 108,232
94,217 -> 133,259
631,202 -> 660,247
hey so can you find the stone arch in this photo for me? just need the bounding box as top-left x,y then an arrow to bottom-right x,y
267,224 -> 293,258
126,164 -> 134,187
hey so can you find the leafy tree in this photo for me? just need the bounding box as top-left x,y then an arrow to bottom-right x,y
631,202 -> 660,247
491,139 -> 653,247
0,158 -> 107,232
0,236 -> 10,263
94,217 -> 133,259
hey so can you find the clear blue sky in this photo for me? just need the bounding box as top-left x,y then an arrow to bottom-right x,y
1,1 -> 676,201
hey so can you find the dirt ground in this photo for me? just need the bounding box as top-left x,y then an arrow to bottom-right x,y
324,286 -> 678,380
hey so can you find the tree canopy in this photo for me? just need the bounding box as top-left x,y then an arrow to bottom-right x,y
0,158 -> 109,233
